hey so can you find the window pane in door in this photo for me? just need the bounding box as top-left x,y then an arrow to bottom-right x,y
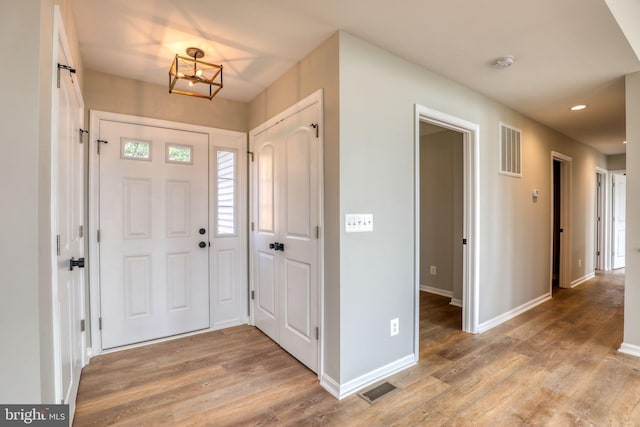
166,143 -> 193,164
217,150 -> 235,235
121,139 -> 151,160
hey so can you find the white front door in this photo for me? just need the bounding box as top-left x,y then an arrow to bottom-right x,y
251,99 -> 321,372
612,173 -> 626,269
98,121 -> 210,349
53,8 -> 85,416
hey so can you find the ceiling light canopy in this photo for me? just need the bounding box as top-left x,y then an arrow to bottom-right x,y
570,104 -> 587,111
169,47 -> 223,100
493,56 -> 514,70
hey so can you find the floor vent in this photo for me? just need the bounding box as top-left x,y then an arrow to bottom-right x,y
359,381 -> 397,404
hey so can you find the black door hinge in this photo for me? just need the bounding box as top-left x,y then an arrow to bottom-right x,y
57,63 -> 76,88
251,290 -> 255,300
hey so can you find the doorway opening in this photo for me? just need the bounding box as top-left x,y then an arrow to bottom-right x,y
418,122 -> 463,330
550,152 -> 572,290
414,104 -> 479,359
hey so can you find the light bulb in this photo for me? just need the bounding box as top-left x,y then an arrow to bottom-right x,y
177,72 -> 184,77
195,70 -> 203,77
188,81 -> 194,87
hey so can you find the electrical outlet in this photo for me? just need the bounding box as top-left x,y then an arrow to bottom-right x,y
430,265 -> 437,275
390,318 -> 399,336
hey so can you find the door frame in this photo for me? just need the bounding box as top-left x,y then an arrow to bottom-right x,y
50,4 -> 87,406
88,110 -> 247,356
595,167 -> 608,271
248,89 -> 325,377
414,104 -> 480,343
550,152 -> 572,289
610,170 -> 627,270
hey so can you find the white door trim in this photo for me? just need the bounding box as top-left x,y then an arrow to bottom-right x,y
550,152 -> 573,289
248,89 -> 325,378
88,110 -> 247,356
610,170 -> 627,270
51,4 -> 87,407
414,105 -> 480,347
595,167 -> 608,271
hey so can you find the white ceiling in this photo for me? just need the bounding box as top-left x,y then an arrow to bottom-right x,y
72,0 -> 640,155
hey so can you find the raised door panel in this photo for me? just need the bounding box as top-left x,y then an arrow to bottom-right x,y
285,128 -> 312,238
166,180 -> 191,238
284,259 -> 311,340
124,255 -> 152,318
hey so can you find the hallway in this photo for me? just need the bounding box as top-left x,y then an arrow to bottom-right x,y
74,271 -> 637,426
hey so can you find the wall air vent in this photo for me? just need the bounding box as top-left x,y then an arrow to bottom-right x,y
500,122 -> 522,177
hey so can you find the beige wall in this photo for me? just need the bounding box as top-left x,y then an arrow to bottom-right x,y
84,70 -> 249,132
337,31 -> 607,383
608,153 -> 626,170
623,71 -> 640,349
0,0 -> 82,403
420,128 -> 463,301
248,33 -> 341,380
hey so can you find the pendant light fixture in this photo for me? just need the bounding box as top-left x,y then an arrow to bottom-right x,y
169,47 -> 223,100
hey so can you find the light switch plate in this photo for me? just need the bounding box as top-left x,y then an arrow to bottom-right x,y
345,213 -> 373,232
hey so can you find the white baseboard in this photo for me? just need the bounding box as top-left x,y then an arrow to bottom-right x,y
321,354 -> 416,400
420,285 -> 453,299
619,343 -> 640,358
478,293 -> 552,333
320,373 -> 341,399
449,298 -> 462,307
571,272 -> 596,288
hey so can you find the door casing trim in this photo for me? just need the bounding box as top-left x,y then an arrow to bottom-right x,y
414,104 -> 480,351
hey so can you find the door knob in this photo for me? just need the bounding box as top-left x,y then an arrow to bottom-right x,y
199,228 -> 206,235
270,242 -> 285,251
199,241 -> 207,248
69,257 -> 85,271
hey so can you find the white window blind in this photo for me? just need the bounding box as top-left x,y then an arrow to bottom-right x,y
216,150 -> 235,235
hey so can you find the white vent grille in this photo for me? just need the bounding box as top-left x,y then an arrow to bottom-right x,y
500,123 -> 522,177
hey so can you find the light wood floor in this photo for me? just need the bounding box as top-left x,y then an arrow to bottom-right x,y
74,271 -> 640,426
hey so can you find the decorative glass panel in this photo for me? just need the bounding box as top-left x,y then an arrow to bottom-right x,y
121,139 -> 151,161
166,143 -> 193,164
217,150 -> 235,235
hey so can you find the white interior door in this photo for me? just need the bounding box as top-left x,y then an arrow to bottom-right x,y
99,121 -> 210,349
612,173 -> 626,269
251,100 -> 321,372
53,8 -> 85,416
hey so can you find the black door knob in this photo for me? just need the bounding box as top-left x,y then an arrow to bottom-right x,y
269,243 -> 275,249
199,241 -> 207,248
199,228 -> 206,235
69,257 -> 85,271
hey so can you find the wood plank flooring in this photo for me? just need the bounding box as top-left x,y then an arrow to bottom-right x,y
74,271 -> 640,426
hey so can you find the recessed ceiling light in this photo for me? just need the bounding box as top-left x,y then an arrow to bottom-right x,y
493,56 -> 514,69
570,104 -> 587,111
